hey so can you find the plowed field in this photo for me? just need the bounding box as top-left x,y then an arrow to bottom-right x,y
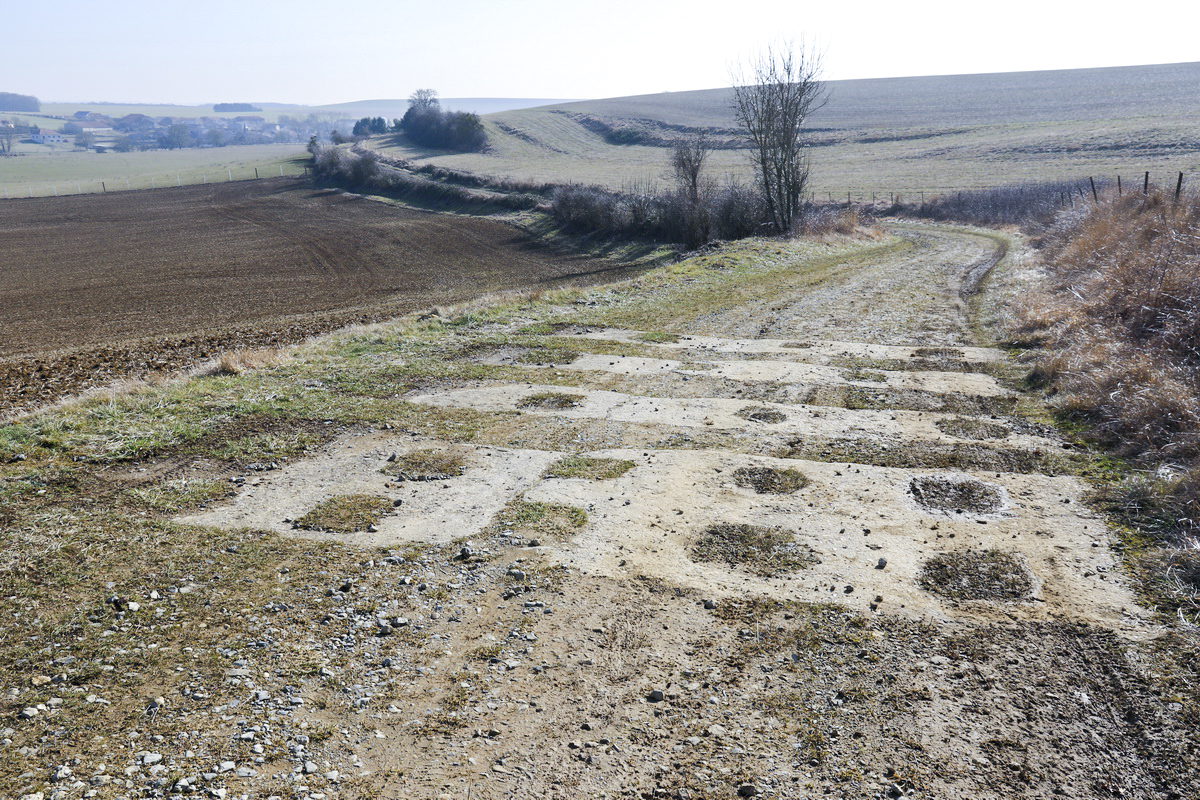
0,178 -> 623,417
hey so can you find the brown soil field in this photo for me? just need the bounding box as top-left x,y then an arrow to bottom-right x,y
0,178 -> 629,418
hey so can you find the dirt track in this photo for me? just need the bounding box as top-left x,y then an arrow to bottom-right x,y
0,178 -> 630,417
169,225 -> 1198,799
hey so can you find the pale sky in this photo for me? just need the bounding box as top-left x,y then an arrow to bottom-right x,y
9,0 -> 1197,105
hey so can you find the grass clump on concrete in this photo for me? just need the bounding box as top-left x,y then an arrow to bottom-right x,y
733,465 -> 809,494
544,455 -> 636,480
519,391 -> 585,410
293,494 -> 394,533
691,523 -> 818,577
918,549 -> 1033,601
909,475 -> 1004,513
385,449 -> 467,481
489,497 -> 588,542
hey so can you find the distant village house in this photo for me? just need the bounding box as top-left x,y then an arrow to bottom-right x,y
32,130 -> 67,144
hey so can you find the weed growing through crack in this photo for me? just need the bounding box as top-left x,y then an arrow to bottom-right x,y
293,494 -> 394,533
544,455 -> 636,480
692,523 -> 818,577
733,466 -> 809,494
918,549 -> 1033,601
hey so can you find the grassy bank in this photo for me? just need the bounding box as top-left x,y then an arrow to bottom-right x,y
1013,189 -> 1200,617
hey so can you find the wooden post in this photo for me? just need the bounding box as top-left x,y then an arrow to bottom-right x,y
1089,177 -> 1098,202
1175,171 -> 1184,200
1117,175 -> 1122,196
255,167 -> 260,179
227,168 -> 232,181
102,181 -> 106,193
279,165 -> 284,177
1144,171 -> 1150,194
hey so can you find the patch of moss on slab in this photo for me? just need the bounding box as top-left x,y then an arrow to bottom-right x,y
691,523 -> 818,577
733,466 -> 809,494
918,549 -> 1033,601
519,392 -> 586,410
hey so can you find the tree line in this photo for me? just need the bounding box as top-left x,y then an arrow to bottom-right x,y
0,92 -> 39,112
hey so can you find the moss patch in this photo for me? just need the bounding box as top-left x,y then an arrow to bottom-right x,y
919,549 -> 1033,601
489,498 -> 587,542
737,406 -> 787,424
733,466 -> 809,494
909,475 -> 1004,513
519,392 -> 585,410
691,523 -> 818,577
781,437 -> 1078,475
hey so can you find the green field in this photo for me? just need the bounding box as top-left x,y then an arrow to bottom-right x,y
369,61 -> 1200,196
0,143 -> 309,197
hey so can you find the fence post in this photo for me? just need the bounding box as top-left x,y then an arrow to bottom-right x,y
1175,171 -> 1184,200
255,167 -> 260,179
1089,177 -> 1098,202
102,181 -> 106,193
1117,175 -> 1122,196
1144,171 -> 1149,194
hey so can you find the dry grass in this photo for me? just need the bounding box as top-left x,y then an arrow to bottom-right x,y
199,347 -> 288,377
1015,190 -> 1200,539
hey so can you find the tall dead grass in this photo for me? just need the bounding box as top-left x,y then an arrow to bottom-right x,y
1015,189 -> 1200,541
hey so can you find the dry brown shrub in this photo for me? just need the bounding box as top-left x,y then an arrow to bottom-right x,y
199,347 -> 286,377
1017,189 -> 1200,539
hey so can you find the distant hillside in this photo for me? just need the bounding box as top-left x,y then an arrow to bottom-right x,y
317,97 -> 581,119
544,61 -> 1200,130
364,60 -> 1200,195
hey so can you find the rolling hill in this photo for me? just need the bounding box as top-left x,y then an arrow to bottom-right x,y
368,61 -> 1200,195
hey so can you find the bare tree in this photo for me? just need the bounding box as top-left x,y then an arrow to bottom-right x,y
671,130 -> 711,204
408,88 -> 439,110
730,41 -> 827,234
0,121 -> 17,155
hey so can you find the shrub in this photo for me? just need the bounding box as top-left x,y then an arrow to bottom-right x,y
400,105 -> 488,152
